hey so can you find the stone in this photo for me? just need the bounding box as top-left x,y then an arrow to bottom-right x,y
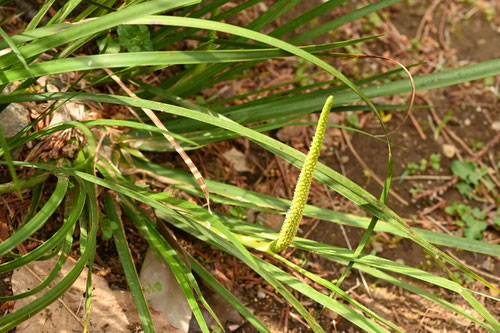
0,103 -> 29,140
371,241 -> 384,253
492,121 -> 500,131
442,144 -> 456,158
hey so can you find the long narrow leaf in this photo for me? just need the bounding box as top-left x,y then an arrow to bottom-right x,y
0,175 -> 68,256
0,45 -> 363,84
0,0 -> 201,69
0,179 -> 84,273
0,180 -> 98,332
1,92 -> 496,292
104,196 -> 156,333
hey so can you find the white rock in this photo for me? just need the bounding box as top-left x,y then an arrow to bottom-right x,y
492,121 -> 500,131
371,241 -> 384,253
442,144 -> 456,158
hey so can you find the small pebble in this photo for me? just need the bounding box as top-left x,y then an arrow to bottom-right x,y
323,308 -> 339,320
257,291 -> 266,299
492,121 -> 500,131
0,103 -> 29,139
371,241 -> 383,253
464,118 -> 471,126
442,144 -> 456,158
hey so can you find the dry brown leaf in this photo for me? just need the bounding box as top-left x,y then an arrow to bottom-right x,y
222,148 -> 251,173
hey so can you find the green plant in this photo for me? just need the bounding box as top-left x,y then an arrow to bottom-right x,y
451,160 -> 497,201
346,112 -> 360,128
399,153 -> 441,184
445,202 -> 489,240
429,153 -> 441,170
117,24 -> 154,52
409,159 -> 427,173
470,139 -> 484,152
398,157 -> 426,183
0,1 -> 499,332
229,206 -> 247,220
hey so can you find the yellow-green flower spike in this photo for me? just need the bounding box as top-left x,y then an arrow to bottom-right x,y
269,95 -> 334,253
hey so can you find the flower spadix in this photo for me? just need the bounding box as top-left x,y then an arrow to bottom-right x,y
269,95 -> 334,253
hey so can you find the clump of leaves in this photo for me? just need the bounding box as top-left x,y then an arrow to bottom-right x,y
445,202 -> 488,240
429,153 -> 441,171
451,160 -> 497,201
451,271 -> 476,285
407,159 -> 427,174
399,157 -> 426,183
346,112 -> 360,128
101,217 -> 119,241
117,25 -> 154,52
400,153 -> 441,183
400,153 -> 442,184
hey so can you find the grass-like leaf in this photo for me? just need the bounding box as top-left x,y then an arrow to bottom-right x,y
104,196 -> 156,333
0,180 -> 98,332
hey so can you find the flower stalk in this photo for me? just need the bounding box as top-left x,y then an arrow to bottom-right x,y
269,95 -> 334,253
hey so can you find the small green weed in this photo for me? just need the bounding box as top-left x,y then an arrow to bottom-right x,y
117,25 -> 153,52
429,153 -> 441,171
407,159 -> 427,174
229,206 -> 247,220
143,281 -> 163,295
292,58 -> 315,87
451,271 -> 476,285
445,202 -> 488,240
399,153 -> 441,183
100,218 -> 119,241
451,160 -> 496,201
346,113 -> 360,128
470,139 -> 484,152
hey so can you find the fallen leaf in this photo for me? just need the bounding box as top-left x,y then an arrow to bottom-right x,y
49,102 -> 85,126
222,148 -> 251,172
140,248 -> 192,332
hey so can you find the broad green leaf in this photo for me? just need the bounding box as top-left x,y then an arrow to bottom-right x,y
463,215 -> 487,240
451,160 -> 480,185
